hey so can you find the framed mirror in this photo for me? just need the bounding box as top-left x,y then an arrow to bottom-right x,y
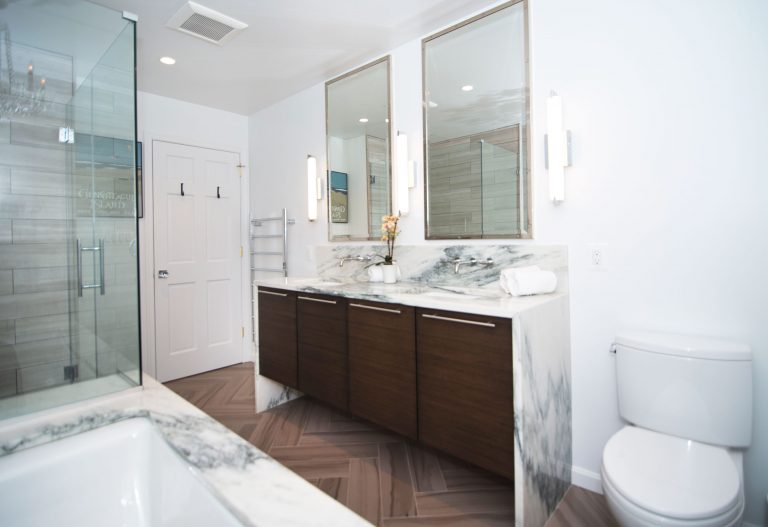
423,0 -> 530,239
326,56 -> 392,241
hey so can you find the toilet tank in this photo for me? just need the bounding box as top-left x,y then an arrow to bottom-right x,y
614,332 -> 752,447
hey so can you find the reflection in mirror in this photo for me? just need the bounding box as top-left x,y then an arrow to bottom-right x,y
326,57 -> 391,241
423,0 -> 530,239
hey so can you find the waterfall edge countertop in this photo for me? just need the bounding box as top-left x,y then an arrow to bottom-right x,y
0,375 -> 372,527
254,276 -> 566,318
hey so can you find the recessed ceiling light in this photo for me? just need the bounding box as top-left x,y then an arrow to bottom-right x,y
428,100 -> 439,108
359,118 -> 369,123
160,56 -> 176,65
461,85 -> 474,92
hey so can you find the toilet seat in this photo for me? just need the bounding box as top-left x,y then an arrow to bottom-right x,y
602,426 -> 741,522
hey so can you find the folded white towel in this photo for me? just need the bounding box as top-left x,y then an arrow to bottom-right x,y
499,266 -> 557,296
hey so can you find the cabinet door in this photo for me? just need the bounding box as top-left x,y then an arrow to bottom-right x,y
297,293 -> 348,410
348,301 -> 417,439
257,287 -> 298,389
417,309 -> 514,479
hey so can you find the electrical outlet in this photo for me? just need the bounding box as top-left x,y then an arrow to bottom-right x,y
589,243 -> 608,271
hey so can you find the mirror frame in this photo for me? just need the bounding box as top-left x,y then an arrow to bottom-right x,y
325,55 -> 393,242
422,0 -> 532,240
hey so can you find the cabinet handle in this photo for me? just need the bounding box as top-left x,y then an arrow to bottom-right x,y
259,290 -> 288,297
349,303 -> 401,315
298,295 -> 337,305
421,313 -> 496,328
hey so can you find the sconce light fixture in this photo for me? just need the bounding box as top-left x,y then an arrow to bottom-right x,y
396,131 -> 410,215
307,154 -> 318,221
408,160 -> 417,189
545,93 -> 571,203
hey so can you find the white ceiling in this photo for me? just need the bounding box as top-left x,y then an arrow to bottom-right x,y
82,0 -> 502,115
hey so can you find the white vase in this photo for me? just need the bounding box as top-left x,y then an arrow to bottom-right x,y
382,263 -> 398,284
367,265 -> 383,283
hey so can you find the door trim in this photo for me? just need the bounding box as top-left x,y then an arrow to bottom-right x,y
139,132 -> 251,379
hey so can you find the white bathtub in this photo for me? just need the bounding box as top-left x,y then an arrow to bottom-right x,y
0,417 -> 243,527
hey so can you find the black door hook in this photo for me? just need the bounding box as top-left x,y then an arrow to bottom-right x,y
180,182 -> 185,196
217,186 -> 221,199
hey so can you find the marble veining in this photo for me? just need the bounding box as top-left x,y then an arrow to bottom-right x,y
314,244 -> 568,292
513,295 -> 573,526
0,377 -> 371,527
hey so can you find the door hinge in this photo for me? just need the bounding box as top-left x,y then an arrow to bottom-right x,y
236,164 -> 245,177
241,326 -> 245,338
240,246 -> 244,257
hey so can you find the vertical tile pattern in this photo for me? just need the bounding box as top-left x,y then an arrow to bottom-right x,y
366,135 -> 389,236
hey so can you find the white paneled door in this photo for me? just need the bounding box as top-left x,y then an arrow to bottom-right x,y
153,141 -> 242,382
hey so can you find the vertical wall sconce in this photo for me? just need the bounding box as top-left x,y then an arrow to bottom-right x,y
545,93 -> 571,203
307,154 -> 318,221
396,131 -> 409,215
408,160 -> 417,189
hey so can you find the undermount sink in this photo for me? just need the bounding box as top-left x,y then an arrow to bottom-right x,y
0,418 -> 242,527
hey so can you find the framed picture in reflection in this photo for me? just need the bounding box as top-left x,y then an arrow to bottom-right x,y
330,170 -> 348,223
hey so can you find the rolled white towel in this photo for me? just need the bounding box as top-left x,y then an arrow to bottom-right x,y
499,266 -> 557,296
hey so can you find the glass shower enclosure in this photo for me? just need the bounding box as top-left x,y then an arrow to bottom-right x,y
0,0 -> 140,418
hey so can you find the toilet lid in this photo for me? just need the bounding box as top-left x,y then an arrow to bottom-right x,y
602,427 -> 740,520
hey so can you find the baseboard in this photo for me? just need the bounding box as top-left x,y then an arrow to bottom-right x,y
571,465 -> 603,494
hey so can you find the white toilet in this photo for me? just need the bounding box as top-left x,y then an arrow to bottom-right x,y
602,332 -> 752,527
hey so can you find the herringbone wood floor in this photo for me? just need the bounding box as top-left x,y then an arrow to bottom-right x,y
165,363 -> 617,527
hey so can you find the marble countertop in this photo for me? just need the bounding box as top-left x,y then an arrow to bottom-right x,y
255,277 -> 565,318
0,376 -> 371,527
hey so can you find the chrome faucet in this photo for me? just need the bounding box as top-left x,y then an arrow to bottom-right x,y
338,254 -> 374,267
451,257 -> 494,274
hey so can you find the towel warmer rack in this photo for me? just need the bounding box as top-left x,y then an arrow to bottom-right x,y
249,208 -> 294,340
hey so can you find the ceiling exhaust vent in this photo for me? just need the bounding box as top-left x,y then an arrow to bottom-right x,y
166,1 -> 247,45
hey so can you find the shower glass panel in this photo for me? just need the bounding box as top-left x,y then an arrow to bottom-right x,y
480,128 -> 520,236
0,0 -> 140,419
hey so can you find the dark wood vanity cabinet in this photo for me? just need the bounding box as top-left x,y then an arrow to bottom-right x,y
297,293 -> 349,410
416,308 -> 515,479
257,287 -> 298,389
258,284 -> 517,481
348,301 -> 417,439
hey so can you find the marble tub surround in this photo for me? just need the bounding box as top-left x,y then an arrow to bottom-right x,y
0,376 -> 371,527
315,244 -> 568,291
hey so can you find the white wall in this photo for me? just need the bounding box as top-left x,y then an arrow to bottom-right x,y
137,91 -> 250,376
248,1 -> 768,524
530,2 -> 768,524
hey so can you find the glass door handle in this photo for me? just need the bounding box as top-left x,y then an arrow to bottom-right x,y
77,239 -> 106,296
